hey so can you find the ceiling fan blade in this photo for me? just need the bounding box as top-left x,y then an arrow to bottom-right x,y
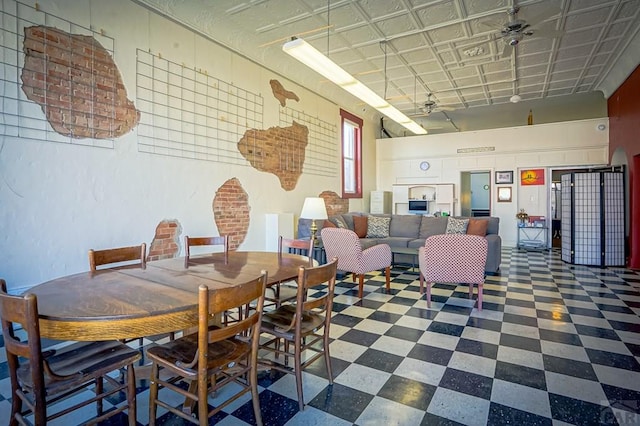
525,7 -> 561,28
436,106 -> 456,112
499,42 -> 512,58
477,20 -> 503,32
529,29 -> 564,39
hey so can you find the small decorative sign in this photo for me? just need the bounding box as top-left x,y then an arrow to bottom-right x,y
520,169 -> 545,186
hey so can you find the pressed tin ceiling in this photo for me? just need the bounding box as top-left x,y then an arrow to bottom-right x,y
133,0 -> 640,135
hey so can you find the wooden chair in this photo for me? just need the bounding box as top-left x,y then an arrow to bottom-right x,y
259,258 -> 338,411
419,234 -> 488,310
0,279 -> 141,426
184,235 -> 229,268
185,235 -> 238,325
269,235 -> 316,308
88,242 -> 148,344
320,228 -> 391,298
88,242 -> 147,272
147,272 -> 267,426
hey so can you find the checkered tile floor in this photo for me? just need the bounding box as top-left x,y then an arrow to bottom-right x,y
2,247 -> 640,425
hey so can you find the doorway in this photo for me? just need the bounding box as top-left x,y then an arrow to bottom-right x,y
460,171 -> 491,217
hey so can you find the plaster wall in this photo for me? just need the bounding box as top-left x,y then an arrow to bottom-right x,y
0,0 -> 377,291
376,118 -> 609,246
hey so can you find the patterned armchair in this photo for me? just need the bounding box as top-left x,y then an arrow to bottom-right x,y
321,228 -> 391,298
419,234 -> 488,310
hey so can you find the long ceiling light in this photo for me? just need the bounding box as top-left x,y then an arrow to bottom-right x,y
283,37 -> 427,135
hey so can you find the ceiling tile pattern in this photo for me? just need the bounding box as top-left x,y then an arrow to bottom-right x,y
135,0 -> 640,134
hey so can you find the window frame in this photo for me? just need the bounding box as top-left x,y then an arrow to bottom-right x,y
340,108 -> 363,199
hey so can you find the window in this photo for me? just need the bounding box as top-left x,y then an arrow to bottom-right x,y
340,109 -> 362,198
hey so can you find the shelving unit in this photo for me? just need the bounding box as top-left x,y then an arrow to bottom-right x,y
370,191 -> 392,214
517,226 -> 548,250
392,184 -> 454,215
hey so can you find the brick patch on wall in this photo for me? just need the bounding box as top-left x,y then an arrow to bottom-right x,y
320,190 -> 349,216
237,122 -> 308,191
147,219 -> 182,261
213,178 -> 250,251
269,79 -> 299,107
21,25 -> 139,139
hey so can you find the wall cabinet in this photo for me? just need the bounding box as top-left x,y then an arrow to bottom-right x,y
370,191 -> 392,213
392,184 -> 454,215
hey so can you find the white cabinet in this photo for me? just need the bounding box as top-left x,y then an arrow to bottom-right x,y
265,213 -> 293,251
370,191 -> 392,214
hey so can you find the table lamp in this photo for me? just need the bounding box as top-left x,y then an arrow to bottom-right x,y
300,197 -> 328,241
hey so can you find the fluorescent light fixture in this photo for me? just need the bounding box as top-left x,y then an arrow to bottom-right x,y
283,37 -> 427,135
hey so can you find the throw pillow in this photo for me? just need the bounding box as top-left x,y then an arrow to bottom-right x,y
353,215 -> 368,238
467,219 -> 488,236
445,218 -> 469,234
366,216 -> 391,238
323,219 -> 336,229
331,217 -> 348,229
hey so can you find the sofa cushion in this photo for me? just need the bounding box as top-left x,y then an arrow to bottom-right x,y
377,237 -> 412,248
359,238 -> 379,250
467,219 -> 488,236
366,216 -> 391,238
419,217 -> 449,239
331,216 -> 348,229
445,218 -> 469,234
353,215 -> 368,238
323,219 -> 336,229
454,216 -> 499,235
340,214 -> 358,231
389,215 -> 422,238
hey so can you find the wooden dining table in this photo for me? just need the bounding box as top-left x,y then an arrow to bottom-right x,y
26,251 -> 310,341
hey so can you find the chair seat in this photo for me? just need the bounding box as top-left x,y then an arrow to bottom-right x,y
147,333 -> 251,377
261,304 -> 325,339
266,283 -> 298,305
17,340 -> 140,395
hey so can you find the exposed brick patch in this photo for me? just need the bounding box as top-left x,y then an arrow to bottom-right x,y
237,121 -> 308,191
213,178 -> 250,251
20,26 -> 139,139
147,219 -> 182,261
320,190 -> 349,216
270,79 -> 299,107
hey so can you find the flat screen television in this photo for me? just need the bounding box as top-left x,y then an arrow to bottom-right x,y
408,200 -> 428,212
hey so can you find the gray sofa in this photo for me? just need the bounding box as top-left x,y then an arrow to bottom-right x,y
299,213 -> 501,273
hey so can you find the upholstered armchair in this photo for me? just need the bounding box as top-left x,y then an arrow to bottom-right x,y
321,228 -> 391,298
419,234 -> 488,310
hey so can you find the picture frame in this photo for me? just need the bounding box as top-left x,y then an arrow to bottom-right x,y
497,186 -> 512,202
520,168 -> 545,186
495,170 -> 513,184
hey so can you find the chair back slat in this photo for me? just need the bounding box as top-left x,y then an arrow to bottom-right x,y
0,280 -> 43,361
88,243 -> 147,271
185,235 -> 228,267
279,236 -> 315,266
297,258 -> 338,321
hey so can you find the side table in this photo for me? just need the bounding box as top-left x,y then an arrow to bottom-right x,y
517,226 -> 549,250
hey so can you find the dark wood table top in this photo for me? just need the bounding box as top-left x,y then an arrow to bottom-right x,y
27,251 -> 310,341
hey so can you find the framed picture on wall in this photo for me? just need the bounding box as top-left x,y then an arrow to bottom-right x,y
521,169 -> 545,185
497,187 -> 512,202
495,170 -> 513,184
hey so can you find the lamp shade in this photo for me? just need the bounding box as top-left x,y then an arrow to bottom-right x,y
300,197 -> 328,220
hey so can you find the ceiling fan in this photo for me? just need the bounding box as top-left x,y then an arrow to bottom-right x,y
417,93 -> 456,116
480,4 -> 563,57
